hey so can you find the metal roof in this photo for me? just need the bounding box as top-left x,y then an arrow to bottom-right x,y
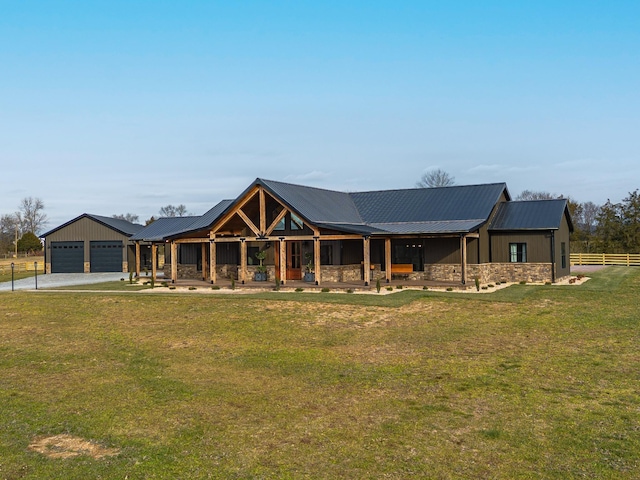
129,216 -> 200,242
489,199 -> 572,231
41,213 -> 144,238
178,199 -> 234,234
257,179 -> 509,235
258,179 -> 364,224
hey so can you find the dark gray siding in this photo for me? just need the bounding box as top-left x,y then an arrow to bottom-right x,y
423,237 -> 461,264
555,214 -> 571,279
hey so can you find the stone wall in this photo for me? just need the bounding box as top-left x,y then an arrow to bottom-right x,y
319,265 -> 362,283
467,263 -> 553,283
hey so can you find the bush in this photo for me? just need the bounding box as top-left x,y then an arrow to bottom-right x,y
376,278 -> 381,293
519,281 -> 527,285
211,285 -> 220,290
169,286 -> 176,290
188,286 -> 197,290
231,278 -> 236,290
386,287 -> 393,291
488,284 -> 494,288
321,287 -> 330,293
475,277 -> 480,291
397,285 -> 403,289
161,282 -> 168,287
129,271 -> 134,284
346,289 -> 354,294
274,276 -> 280,292
423,286 -> 428,290
295,288 -> 304,292
481,286 -> 488,290
446,287 -> 453,291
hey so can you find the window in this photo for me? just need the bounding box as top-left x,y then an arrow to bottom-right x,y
291,213 -> 304,230
509,243 -> 527,263
561,242 -> 566,269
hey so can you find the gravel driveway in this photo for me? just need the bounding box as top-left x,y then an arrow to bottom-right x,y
0,272 -> 127,292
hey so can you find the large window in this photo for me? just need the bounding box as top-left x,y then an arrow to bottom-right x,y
509,243 -> 527,263
561,242 -> 566,269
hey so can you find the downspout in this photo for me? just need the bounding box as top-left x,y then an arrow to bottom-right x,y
550,229 -> 556,283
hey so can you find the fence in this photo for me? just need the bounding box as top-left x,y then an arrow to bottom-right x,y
570,253 -> 640,266
0,261 -> 45,275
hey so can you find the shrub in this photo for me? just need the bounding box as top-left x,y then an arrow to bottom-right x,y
161,282 -> 168,287
423,286 -> 428,290
545,281 -> 552,285
386,287 -> 393,291
231,278 -> 236,290
129,271 -> 134,284
188,286 -> 197,290
346,289 -> 354,294
295,287 -> 304,292
150,277 -> 155,288
475,277 -> 480,291
481,286 -> 488,290
397,285 -> 403,289
169,286 -> 176,290
376,278 -> 381,293
446,287 -> 453,291
488,284 -> 494,288
519,281 -> 526,285
321,287 -> 330,293
274,276 -> 280,291
211,285 -> 220,290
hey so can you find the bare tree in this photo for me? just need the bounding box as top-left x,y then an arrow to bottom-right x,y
112,213 -> 140,223
580,201 -> 601,235
0,214 -> 19,254
515,190 -> 559,201
416,169 -> 455,188
15,197 -> 48,235
159,204 -> 190,217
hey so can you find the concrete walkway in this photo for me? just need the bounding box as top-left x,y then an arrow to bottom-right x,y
0,272 -> 126,292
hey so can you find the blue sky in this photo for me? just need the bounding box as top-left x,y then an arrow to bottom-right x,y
2,1 -> 639,228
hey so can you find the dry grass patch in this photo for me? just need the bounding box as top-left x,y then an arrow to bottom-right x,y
28,434 -> 119,459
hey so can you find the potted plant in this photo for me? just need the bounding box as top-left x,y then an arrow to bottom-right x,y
254,250 -> 267,281
304,252 -> 315,282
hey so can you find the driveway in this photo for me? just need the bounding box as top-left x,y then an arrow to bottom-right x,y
0,272 -> 127,292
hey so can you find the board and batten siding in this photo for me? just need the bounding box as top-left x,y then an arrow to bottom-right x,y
490,231 -> 552,264
45,217 -> 130,265
554,214 -> 572,279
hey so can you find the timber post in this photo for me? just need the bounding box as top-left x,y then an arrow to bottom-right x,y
171,241 -> 178,283
240,238 -> 247,284
135,241 -> 141,277
209,236 -> 216,284
151,243 -> 157,282
363,235 -> 371,286
385,237 -> 392,283
313,235 -> 321,285
279,238 -> 286,285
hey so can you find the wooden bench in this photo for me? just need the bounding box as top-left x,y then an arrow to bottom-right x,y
390,263 -> 413,280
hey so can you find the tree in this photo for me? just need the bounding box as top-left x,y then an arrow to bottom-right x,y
15,197 -> 48,235
145,216 -> 156,226
595,200 -> 624,253
113,213 -> 140,223
0,214 -> 19,255
159,204 -> 189,217
516,190 -> 559,201
416,169 -> 455,188
17,231 -> 43,254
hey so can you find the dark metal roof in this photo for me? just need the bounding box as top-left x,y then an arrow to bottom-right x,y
41,213 -> 144,238
489,199 -> 572,231
178,199 -> 234,234
257,179 -> 508,235
350,183 -> 509,224
258,179 -> 364,224
129,216 -> 200,242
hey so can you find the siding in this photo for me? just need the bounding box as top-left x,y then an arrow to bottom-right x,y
555,214 -> 571,279
490,231 -> 552,263
45,217 -> 130,264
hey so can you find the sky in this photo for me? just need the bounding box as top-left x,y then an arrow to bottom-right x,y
1,1 -> 639,230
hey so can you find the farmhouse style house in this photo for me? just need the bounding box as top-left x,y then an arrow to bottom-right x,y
125,178 -> 573,286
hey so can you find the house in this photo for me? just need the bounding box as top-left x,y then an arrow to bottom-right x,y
130,178 -> 573,286
41,214 -> 143,273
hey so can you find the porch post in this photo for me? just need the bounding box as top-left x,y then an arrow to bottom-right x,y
385,237 -> 392,283
209,238 -> 216,284
313,236 -> 321,285
460,235 -> 467,285
240,238 -> 247,284
151,243 -> 157,281
171,241 -> 178,283
279,238 -> 286,285
135,241 -> 141,277
201,242 -> 207,281
363,235 -> 371,286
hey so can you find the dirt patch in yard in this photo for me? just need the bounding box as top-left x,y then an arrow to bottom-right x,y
28,434 -> 120,459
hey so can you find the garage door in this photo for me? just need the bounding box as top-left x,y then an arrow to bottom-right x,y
90,241 -> 123,272
51,241 -> 85,273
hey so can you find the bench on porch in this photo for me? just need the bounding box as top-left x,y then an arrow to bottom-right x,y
391,263 -> 413,280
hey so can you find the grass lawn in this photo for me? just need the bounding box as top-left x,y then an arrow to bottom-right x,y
1,267 -> 639,478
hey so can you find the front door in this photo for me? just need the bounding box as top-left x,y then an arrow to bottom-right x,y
286,241 -> 302,280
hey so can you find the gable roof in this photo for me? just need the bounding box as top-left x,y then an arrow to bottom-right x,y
256,178 -> 509,235
489,199 -> 573,231
174,199 -> 234,235
41,213 -> 144,238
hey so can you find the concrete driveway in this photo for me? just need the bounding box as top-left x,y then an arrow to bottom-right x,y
0,272 -> 127,292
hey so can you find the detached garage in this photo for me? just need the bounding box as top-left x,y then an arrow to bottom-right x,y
42,214 -> 143,274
